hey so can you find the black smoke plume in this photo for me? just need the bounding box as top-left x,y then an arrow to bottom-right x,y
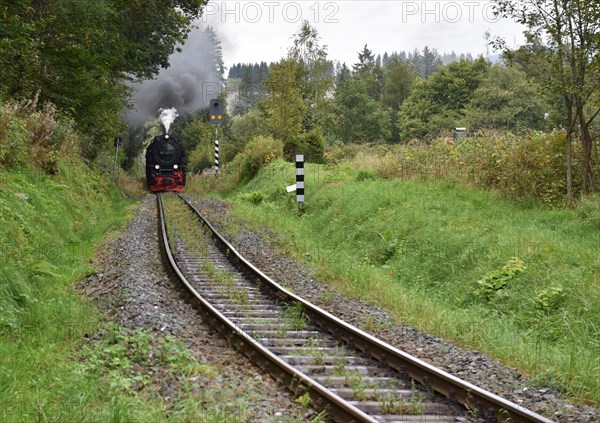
124,25 -> 223,127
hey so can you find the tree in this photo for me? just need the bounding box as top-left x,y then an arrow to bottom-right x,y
464,65 -> 546,131
409,48 -> 422,74
420,47 -> 443,79
234,67 -> 254,115
332,77 -> 391,143
397,58 -> 491,141
353,44 -> 375,74
262,59 -> 306,158
382,56 -> 418,142
203,26 -> 226,84
494,0 -> 600,199
288,20 -> 333,132
382,56 -> 418,110
353,44 -> 383,101
382,52 -> 390,67
336,63 -> 352,85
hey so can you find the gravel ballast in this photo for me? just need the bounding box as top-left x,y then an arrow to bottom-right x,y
185,195 -> 600,423
79,195 -> 310,421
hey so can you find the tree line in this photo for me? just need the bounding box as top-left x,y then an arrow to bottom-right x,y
221,24 -> 547,151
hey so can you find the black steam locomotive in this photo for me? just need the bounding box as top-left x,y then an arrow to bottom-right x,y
145,133 -> 187,192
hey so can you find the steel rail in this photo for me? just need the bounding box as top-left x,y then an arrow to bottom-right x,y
157,193 -> 378,422
176,194 -> 555,423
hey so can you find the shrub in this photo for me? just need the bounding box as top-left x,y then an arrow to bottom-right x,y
355,169 -> 376,182
188,142 -> 214,174
472,257 -> 526,302
229,135 -> 283,183
0,110 -> 29,167
534,286 -> 566,314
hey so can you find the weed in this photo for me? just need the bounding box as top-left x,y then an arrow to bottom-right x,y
239,190 -> 266,205
317,291 -> 335,303
311,411 -> 329,422
216,269 -> 237,288
311,348 -> 326,366
534,287 -> 566,314
345,371 -> 369,400
295,392 -> 311,408
332,354 -> 347,376
360,314 -> 391,335
162,194 -> 210,259
472,257 -> 526,301
231,288 -> 250,305
282,303 -> 309,330
379,382 -> 425,415
202,261 -> 217,279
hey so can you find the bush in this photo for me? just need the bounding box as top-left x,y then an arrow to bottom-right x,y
223,109 -> 270,164
0,104 -> 29,167
228,135 -> 283,183
188,142 -> 214,174
355,169 -> 376,181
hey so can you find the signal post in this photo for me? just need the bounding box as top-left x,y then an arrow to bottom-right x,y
210,99 -> 224,176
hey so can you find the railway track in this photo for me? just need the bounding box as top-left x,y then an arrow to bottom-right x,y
157,193 -> 554,423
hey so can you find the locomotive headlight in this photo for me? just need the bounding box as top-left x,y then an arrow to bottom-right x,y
164,134 -> 170,139
154,164 -> 160,170
173,164 -> 178,170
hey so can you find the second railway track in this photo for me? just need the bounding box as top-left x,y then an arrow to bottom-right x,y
157,193 -> 554,423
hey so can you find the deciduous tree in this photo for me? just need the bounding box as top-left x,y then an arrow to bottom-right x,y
262,59 -> 306,158
465,65 -> 546,131
494,0 -> 600,199
397,58 -> 490,141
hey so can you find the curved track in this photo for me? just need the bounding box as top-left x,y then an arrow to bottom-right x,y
157,193 -> 554,423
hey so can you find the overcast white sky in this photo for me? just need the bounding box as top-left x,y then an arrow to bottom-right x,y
200,0 -> 527,69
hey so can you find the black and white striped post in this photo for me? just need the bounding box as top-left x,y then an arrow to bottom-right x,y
214,126 -> 219,176
296,154 -> 304,210
209,99 -> 224,177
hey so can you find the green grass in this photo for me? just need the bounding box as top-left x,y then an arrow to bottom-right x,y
0,164 -> 135,420
206,160 -> 600,407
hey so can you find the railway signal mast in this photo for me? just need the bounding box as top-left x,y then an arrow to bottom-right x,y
210,99 -> 224,177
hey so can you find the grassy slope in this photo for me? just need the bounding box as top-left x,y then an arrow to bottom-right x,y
216,160 -> 599,406
0,163 -> 135,421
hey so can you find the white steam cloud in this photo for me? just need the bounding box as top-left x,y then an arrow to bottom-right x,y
125,25 -> 223,128
159,108 -> 179,133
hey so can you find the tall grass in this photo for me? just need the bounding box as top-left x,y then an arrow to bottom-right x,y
221,160 -> 600,406
328,131 -> 592,207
